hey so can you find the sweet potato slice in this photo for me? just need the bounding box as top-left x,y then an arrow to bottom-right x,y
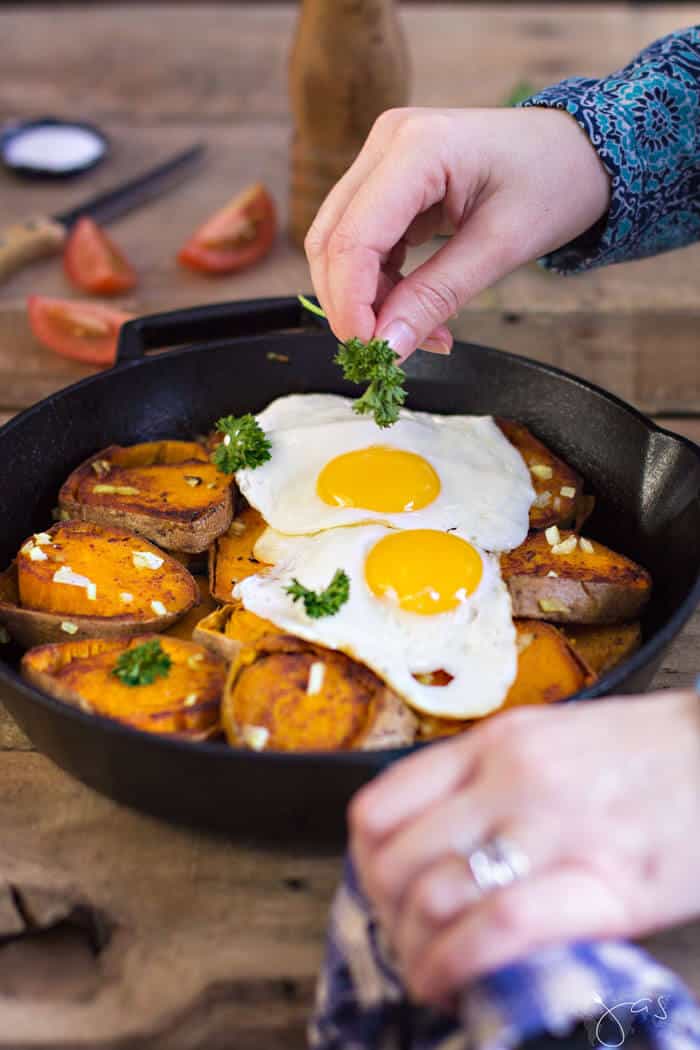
22,635 -> 225,739
193,599 -> 280,661
504,620 -> 595,707
497,419 -> 583,529
0,521 -> 198,647
415,620 -> 594,740
559,621 -> 642,675
501,530 -> 651,624
222,633 -> 417,752
209,506 -> 268,603
59,440 -> 233,553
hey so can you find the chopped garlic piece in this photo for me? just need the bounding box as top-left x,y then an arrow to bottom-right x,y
184,476 -> 202,487
183,693 -> 198,707
0,627 -> 10,644
53,566 -> 94,591
133,551 -> 164,570
92,484 -> 140,496
533,490 -> 551,508
538,597 -> 570,614
242,725 -> 269,751
545,525 -> 561,546
86,582 -> 97,601
119,592 -> 134,603
516,632 -> 534,654
530,464 -> 553,480
230,520 -> 247,536
546,570 -> 559,578
552,535 -> 578,555
579,537 -> 594,554
306,661 -> 326,696
91,459 -> 111,476
560,486 -> 576,499
60,621 -> 79,635
20,541 -> 34,555
150,600 -> 167,617
187,653 -> 204,669
33,532 -> 52,545
29,546 -> 48,562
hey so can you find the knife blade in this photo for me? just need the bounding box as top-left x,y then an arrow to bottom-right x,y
0,143 -> 206,286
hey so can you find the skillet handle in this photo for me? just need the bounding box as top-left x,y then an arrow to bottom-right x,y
116,296 -> 322,363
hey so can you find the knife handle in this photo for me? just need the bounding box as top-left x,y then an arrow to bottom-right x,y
0,217 -> 66,284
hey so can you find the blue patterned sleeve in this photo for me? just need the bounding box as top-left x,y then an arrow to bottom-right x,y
519,26 -> 700,273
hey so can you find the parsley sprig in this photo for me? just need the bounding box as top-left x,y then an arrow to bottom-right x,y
211,413 -> 272,473
113,639 -> 172,687
286,569 -> 350,619
298,295 -> 406,428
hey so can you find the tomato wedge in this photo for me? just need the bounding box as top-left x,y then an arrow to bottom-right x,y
64,217 -> 137,296
178,182 -> 276,274
27,296 -> 135,366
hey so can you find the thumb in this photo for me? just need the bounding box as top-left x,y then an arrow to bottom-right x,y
374,208 -> 517,362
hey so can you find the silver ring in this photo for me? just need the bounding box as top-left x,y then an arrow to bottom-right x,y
465,836 -> 530,894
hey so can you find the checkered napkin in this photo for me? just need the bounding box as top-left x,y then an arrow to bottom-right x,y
309,856 -> 700,1050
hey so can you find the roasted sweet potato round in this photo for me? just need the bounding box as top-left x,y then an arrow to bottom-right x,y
223,633 -> 416,752
501,530 -> 652,624
193,600 -> 280,661
59,440 -> 234,553
559,621 -> 642,675
0,521 -> 198,647
209,506 -> 268,603
415,620 -> 595,739
22,635 -> 225,739
496,419 -> 583,530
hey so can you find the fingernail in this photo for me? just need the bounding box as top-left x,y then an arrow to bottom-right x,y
421,337 -> 452,355
377,320 -> 416,362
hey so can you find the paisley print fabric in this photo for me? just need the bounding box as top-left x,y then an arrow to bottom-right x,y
521,27 -> 700,272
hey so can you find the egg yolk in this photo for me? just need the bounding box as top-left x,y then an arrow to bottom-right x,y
316,446 -> 440,513
364,529 -> 483,615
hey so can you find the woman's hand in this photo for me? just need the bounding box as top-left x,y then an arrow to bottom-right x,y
305,106 -> 610,362
350,690 -> 700,1010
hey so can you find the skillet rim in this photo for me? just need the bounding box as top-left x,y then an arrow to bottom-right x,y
0,328 -> 698,766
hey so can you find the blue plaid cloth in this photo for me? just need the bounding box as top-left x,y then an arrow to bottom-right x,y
309,857 -> 700,1050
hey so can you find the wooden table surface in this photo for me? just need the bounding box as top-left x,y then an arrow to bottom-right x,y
0,4 -> 698,1047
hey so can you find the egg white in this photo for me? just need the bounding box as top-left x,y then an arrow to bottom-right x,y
235,524 -> 518,719
236,394 -> 534,552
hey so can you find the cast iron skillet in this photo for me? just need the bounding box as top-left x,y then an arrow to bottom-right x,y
0,297 -> 698,842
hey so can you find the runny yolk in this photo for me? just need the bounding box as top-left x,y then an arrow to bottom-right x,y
364,529 -> 483,615
316,446 -> 440,513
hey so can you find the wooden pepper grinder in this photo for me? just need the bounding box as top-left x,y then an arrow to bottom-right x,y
288,0 -> 410,249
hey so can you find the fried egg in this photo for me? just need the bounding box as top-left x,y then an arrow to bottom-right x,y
236,394 -> 534,552
235,524 -> 517,718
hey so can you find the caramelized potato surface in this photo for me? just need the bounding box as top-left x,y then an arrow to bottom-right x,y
497,419 -> 582,529
416,620 -> 594,740
560,621 -> 642,675
22,635 -> 225,738
502,530 -> 651,624
16,521 -> 198,620
193,600 -> 279,661
223,633 -> 416,751
209,506 -> 268,603
59,441 -> 233,553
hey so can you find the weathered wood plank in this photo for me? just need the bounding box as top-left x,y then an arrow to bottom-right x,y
2,4 -> 699,121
